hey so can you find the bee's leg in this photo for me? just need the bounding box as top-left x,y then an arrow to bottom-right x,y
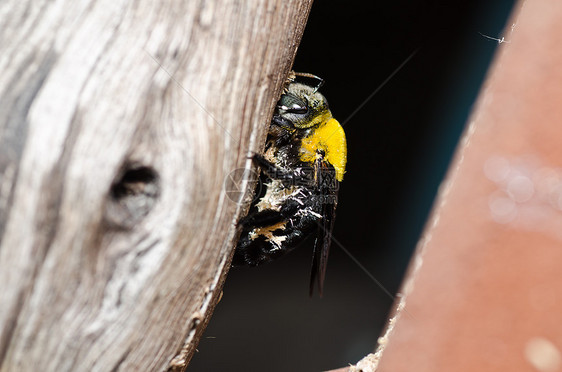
238,208 -> 284,229
234,205 -> 310,267
234,209 -> 292,267
234,224 -> 307,267
251,154 -> 287,178
234,205 -> 321,267
238,198 -> 301,229
252,154 -> 308,186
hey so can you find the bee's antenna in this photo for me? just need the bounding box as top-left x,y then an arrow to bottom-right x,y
292,72 -> 324,93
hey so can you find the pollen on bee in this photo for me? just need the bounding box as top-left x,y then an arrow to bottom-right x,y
248,221 -> 288,248
299,118 -> 347,181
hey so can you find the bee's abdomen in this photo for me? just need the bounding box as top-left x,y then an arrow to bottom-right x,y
233,198 -> 321,267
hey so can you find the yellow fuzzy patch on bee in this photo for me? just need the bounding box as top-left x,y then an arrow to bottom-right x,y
299,118 -> 347,181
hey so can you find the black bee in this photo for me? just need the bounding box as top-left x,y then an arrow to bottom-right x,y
233,73 -> 347,295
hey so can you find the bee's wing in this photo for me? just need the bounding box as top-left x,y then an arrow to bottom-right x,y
309,159 -> 339,296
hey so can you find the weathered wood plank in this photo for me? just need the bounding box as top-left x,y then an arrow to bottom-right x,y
0,0 -> 313,370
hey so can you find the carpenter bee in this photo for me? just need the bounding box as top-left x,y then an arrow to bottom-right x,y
233,72 -> 347,296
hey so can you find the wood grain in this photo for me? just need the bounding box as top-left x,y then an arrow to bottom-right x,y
0,0 -> 312,370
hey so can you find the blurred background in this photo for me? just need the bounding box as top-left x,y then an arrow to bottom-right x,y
190,1 -> 516,370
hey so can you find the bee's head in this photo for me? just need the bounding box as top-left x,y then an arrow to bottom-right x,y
274,83 -> 332,130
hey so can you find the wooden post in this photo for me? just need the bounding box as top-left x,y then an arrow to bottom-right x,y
0,1 -> 312,370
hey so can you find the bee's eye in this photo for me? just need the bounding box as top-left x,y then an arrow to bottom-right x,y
277,94 -> 308,114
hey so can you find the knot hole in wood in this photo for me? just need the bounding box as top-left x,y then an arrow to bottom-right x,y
104,163 -> 160,229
